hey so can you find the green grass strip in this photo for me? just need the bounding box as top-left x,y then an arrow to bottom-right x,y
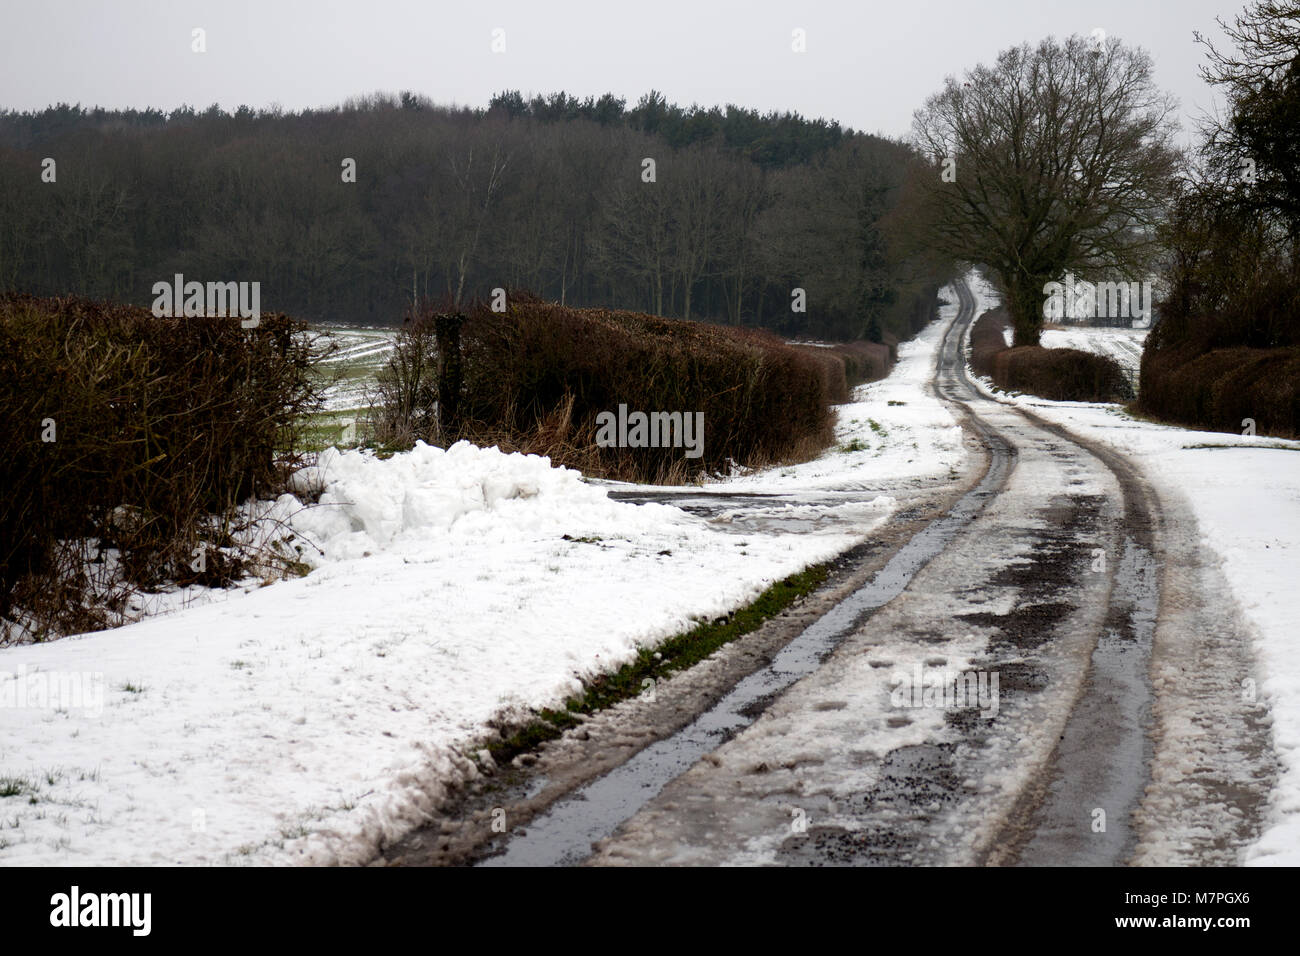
485,561 -> 831,765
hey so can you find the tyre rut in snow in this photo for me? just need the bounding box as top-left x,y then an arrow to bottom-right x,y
584,278 -> 1166,866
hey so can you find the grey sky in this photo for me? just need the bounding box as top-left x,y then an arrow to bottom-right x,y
1,0 -> 1240,143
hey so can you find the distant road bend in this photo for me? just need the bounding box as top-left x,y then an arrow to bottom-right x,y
383,277 -> 1274,867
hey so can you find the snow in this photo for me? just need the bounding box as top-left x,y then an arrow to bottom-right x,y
996,317 -> 1147,378
0,309 -> 966,865
967,271 -> 1300,865
1039,325 -> 1147,378
734,316 -> 966,493
7,273 -> 1291,867
315,326 -> 395,413
606,310 -> 967,498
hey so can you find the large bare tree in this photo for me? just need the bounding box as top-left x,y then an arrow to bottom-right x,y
912,35 -> 1180,344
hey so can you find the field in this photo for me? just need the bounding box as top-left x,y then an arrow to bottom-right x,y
302,326 -> 397,449
1016,323 -> 1148,394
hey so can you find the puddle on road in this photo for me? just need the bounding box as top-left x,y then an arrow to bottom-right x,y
611,491 -> 900,537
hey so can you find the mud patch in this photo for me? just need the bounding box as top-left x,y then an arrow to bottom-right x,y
990,494 -> 1103,597
776,743 -> 961,866
775,824 -> 908,866
944,706 -> 993,733
953,495 -> 1101,651
970,659 -> 1050,694
959,601 -> 1074,650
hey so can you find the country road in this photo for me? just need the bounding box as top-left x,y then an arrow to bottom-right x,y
11,2 -> 1300,897
382,277 -> 1276,867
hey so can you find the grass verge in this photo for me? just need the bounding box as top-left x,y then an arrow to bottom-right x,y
483,561 -> 832,765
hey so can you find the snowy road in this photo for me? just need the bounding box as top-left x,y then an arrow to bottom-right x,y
393,277 -> 1276,867
7,276 -> 1279,867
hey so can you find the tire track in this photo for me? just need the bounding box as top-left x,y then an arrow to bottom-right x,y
586,279 -> 1164,866
385,277 -> 1270,867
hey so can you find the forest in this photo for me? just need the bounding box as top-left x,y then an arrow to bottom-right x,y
0,90 -> 953,341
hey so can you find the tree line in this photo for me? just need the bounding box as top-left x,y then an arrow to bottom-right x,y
0,91 -> 954,340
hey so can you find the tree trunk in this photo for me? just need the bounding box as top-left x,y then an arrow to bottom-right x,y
1004,270 -> 1046,347
434,312 -> 465,441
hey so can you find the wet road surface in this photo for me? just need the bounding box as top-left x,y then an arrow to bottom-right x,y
380,278 -> 1274,867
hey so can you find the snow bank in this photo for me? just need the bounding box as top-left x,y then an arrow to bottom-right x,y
0,284 -> 976,866
0,440 -> 889,866
283,441 -> 652,562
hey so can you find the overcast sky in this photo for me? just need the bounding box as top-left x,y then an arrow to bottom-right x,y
1,0 -> 1242,143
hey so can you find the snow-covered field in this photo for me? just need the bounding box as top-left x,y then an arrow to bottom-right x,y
0,307 -> 965,866
1040,324 -> 1147,378
1001,322 -> 1147,378
969,272 -> 1300,865
316,326 -> 395,414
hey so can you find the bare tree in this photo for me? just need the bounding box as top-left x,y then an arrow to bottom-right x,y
669,146 -> 730,320
1196,1 -> 1300,239
53,167 -> 132,296
719,161 -> 767,324
912,35 -> 1180,344
440,122 -> 511,305
596,149 -> 674,315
